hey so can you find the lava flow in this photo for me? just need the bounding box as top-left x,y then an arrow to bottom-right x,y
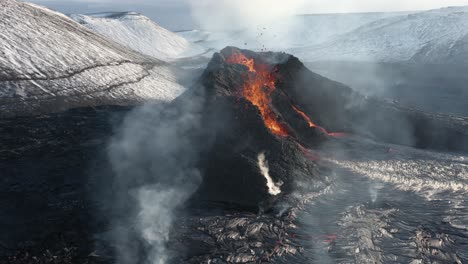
291,104 -> 330,134
225,52 -> 348,139
291,104 -> 317,127
292,104 -> 349,137
226,53 -> 289,136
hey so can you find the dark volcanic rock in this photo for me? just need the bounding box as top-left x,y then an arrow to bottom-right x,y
2,46 -> 467,263
193,47 -> 468,154
176,46 -> 468,210
272,52 -> 468,152
193,97 -> 321,210
175,48 -> 325,210
0,106 -> 130,262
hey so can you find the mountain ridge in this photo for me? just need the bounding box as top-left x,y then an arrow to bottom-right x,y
70,11 -> 206,60
0,0 -> 185,117
292,6 -> 468,64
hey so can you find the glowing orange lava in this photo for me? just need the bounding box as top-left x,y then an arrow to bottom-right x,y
292,104 -> 330,134
291,105 -> 317,127
226,53 -> 255,72
226,53 -> 289,136
291,104 -> 353,137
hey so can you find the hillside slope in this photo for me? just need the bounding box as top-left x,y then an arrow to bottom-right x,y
0,0 -> 185,117
71,12 -> 205,60
293,6 -> 468,63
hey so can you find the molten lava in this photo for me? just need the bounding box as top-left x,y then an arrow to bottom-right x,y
292,105 -> 317,127
226,52 -> 348,139
226,53 -> 289,136
292,104 -> 330,135
226,53 -> 255,72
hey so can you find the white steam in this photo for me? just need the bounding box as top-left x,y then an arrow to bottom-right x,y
190,0 -> 303,31
257,152 -> 282,196
137,185 -> 195,264
188,0 -> 306,50
108,97 -> 206,263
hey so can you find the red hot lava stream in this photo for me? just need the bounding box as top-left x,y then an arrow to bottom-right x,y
225,52 -> 348,140
291,105 -> 349,138
226,53 -> 289,137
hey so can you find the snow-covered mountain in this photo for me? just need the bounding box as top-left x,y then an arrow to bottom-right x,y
293,6 -> 468,64
179,6 -> 468,65
70,12 -> 205,60
0,0 -> 185,117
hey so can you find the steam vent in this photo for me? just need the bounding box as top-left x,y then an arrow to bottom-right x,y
175,46 -> 468,208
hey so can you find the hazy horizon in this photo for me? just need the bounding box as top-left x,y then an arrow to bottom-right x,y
24,0 -> 468,31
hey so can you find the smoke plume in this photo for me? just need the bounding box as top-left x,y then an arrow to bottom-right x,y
188,0 -> 307,51
189,0 -> 303,31
107,92 -> 208,263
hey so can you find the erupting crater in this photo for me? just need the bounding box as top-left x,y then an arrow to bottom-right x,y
223,49 -> 337,142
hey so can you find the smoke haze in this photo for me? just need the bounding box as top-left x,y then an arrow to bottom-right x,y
189,0 -> 303,31
107,94 -> 207,263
